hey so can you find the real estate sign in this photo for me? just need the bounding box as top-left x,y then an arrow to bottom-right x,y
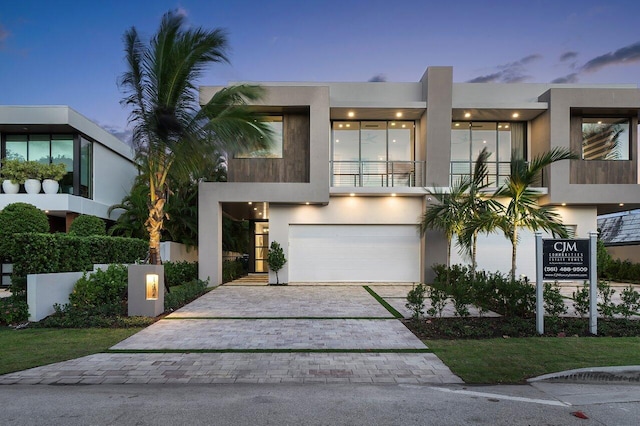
542,238 -> 590,280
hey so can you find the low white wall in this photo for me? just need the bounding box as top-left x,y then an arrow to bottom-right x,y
27,264 -> 116,322
160,241 -> 198,263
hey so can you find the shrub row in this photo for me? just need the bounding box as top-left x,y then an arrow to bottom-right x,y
11,233 -> 148,276
222,259 -> 245,283
603,259 -> 640,283
164,261 -> 198,287
164,279 -> 209,312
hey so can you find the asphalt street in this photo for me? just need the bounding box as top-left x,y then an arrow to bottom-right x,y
1,382 -> 639,425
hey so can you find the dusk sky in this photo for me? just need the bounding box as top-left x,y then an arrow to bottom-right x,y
2,0 -> 640,142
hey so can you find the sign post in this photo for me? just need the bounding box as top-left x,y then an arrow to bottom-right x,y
589,232 -> 598,335
536,232 -> 596,335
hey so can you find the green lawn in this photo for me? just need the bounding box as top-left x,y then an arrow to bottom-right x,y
426,337 -> 640,384
0,327 -> 142,375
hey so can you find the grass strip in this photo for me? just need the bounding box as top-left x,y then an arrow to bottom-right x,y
426,336 -> 640,384
363,286 -> 404,318
162,316 -> 396,320
106,348 -> 433,354
0,327 -> 143,376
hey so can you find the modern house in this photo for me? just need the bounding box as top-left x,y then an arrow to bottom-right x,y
598,211 -> 640,263
198,66 -> 640,285
0,106 -> 137,231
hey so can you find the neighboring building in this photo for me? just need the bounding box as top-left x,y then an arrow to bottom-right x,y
198,67 -> 640,285
598,211 -> 640,263
0,106 -> 137,231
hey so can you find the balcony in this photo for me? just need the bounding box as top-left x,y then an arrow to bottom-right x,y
450,160 -> 512,187
331,161 -> 425,187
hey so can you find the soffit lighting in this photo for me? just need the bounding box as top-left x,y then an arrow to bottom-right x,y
464,112 -> 471,118
348,111 -> 355,118
505,124 -> 509,129
391,193 -> 397,197
401,124 -> 406,128
391,122 -> 396,126
253,207 -> 257,211
346,124 -> 351,127
335,139 -> 340,143
349,193 -> 355,197
483,140 -> 487,144
305,202 -> 310,205
455,123 -> 460,127
512,113 -> 519,118
248,202 -> 252,205
396,112 -> 403,118
561,203 -> 566,206
339,124 -> 343,128
619,203 -> 625,206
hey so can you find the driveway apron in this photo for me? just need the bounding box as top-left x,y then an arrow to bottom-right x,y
0,284 -> 463,385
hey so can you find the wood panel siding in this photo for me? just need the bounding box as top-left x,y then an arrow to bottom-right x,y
570,116 -> 638,184
228,113 -> 310,183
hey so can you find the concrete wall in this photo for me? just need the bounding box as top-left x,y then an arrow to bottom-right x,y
606,245 -> 640,263
160,242 -> 198,263
92,142 -> 137,209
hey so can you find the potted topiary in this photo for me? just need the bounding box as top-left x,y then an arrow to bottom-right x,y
21,161 -> 44,194
41,163 -> 67,194
0,159 -> 24,194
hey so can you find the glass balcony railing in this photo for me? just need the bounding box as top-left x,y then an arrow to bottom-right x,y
330,160 -> 425,187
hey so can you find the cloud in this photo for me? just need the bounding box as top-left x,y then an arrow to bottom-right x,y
175,6 -> 189,17
551,73 -> 579,84
559,51 -> 578,62
467,54 -> 542,83
581,41 -> 640,73
101,124 -> 134,146
368,74 -> 387,82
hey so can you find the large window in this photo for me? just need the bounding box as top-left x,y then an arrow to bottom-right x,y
582,118 -> 630,160
451,121 -> 526,185
236,116 -> 283,159
2,133 -> 92,198
332,120 -> 415,186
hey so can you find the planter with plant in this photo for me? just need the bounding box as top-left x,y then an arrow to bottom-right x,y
21,161 -> 44,194
41,163 -> 67,194
1,159 -> 24,194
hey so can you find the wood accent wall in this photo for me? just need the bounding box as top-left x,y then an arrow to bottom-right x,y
570,116 -> 638,184
227,113 -> 310,183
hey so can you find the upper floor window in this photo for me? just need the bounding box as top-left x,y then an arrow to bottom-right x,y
582,118 -> 630,160
332,120 -> 414,162
235,116 -> 283,159
451,121 -> 526,186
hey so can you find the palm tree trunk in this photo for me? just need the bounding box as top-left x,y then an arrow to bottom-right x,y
446,234 -> 452,286
471,230 -> 478,279
146,196 -> 165,265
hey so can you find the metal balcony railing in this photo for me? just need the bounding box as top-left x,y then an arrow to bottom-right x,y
330,160 -> 425,187
450,161 -> 512,187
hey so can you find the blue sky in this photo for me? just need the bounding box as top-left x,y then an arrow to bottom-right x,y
2,0 -> 640,142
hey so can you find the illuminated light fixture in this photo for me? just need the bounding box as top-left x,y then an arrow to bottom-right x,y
253,207 -> 257,211
259,212 -> 262,216
498,125 -> 502,128
391,122 -> 396,126
464,112 -> 471,118
401,124 -> 406,128
483,140 -> 487,144
505,125 -> 509,129
561,203 -> 566,206
597,121 -> 602,124
455,123 -> 460,127
347,111 -> 355,117
346,124 -> 351,128
248,202 -> 252,205
339,124 -> 343,128
512,112 -> 519,118
396,112 -> 402,118
264,228 -> 269,232
145,274 -> 159,300
349,193 -> 355,197
619,203 -> 625,206
392,139 -> 396,143
305,202 -> 310,205
391,193 -> 397,197
335,139 -> 340,143
44,210 -> 49,213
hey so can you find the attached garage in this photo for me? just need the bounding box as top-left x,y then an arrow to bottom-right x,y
288,224 -> 420,282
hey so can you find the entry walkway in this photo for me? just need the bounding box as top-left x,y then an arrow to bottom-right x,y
0,284 -> 462,385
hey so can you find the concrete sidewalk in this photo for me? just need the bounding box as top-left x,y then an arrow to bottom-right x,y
0,284 -> 463,385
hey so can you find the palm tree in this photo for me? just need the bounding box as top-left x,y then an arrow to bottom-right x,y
419,178 -> 469,284
495,147 -> 577,281
119,11 -> 272,264
457,148 -> 502,277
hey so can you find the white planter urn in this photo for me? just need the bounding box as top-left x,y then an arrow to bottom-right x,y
2,180 -> 20,194
24,179 -> 42,194
42,179 -> 60,194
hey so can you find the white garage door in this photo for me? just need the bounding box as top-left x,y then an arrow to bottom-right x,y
288,225 -> 420,282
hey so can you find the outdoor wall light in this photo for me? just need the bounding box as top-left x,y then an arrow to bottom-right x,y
145,274 -> 159,300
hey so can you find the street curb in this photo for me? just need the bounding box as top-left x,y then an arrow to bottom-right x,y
528,366 -> 640,384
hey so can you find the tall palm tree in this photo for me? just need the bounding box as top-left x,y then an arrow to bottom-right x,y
419,178 -> 469,284
457,148 -> 502,277
495,147 -> 577,281
119,11 -> 271,264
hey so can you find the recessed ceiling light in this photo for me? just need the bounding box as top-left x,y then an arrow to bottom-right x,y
401,124 -> 406,128
253,207 -> 257,211
464,112 -> 471,118
346,124 -> 350,127
258,212 -> 262,215
597,121 -> 602,124
305,202 -> 310,205
455,123 -> 460,127
391,122 -> 396,126
396,112 -> 402,118
339,124 -> 343,128
44,210 -> 49,213
505,125 -> 509,129
561,203 -> 566,206
512,113 -> 519,118
619,203 -> 625,206
483,140 -> 487,144
391,193 -> 397,197
498,125 -> 502,128
335,139 -> 340,143
349,193 -> 355,197
392,139 -> 396,143
348,111 -> 355,117
248,202 -> 252,205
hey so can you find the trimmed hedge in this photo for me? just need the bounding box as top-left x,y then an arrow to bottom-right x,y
69,215 -> 107,237
0,203 -> 49,261
11,233 -> 148,276
164,261 -> 198,287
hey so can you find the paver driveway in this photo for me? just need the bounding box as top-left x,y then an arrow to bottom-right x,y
0,284 -> 463,385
